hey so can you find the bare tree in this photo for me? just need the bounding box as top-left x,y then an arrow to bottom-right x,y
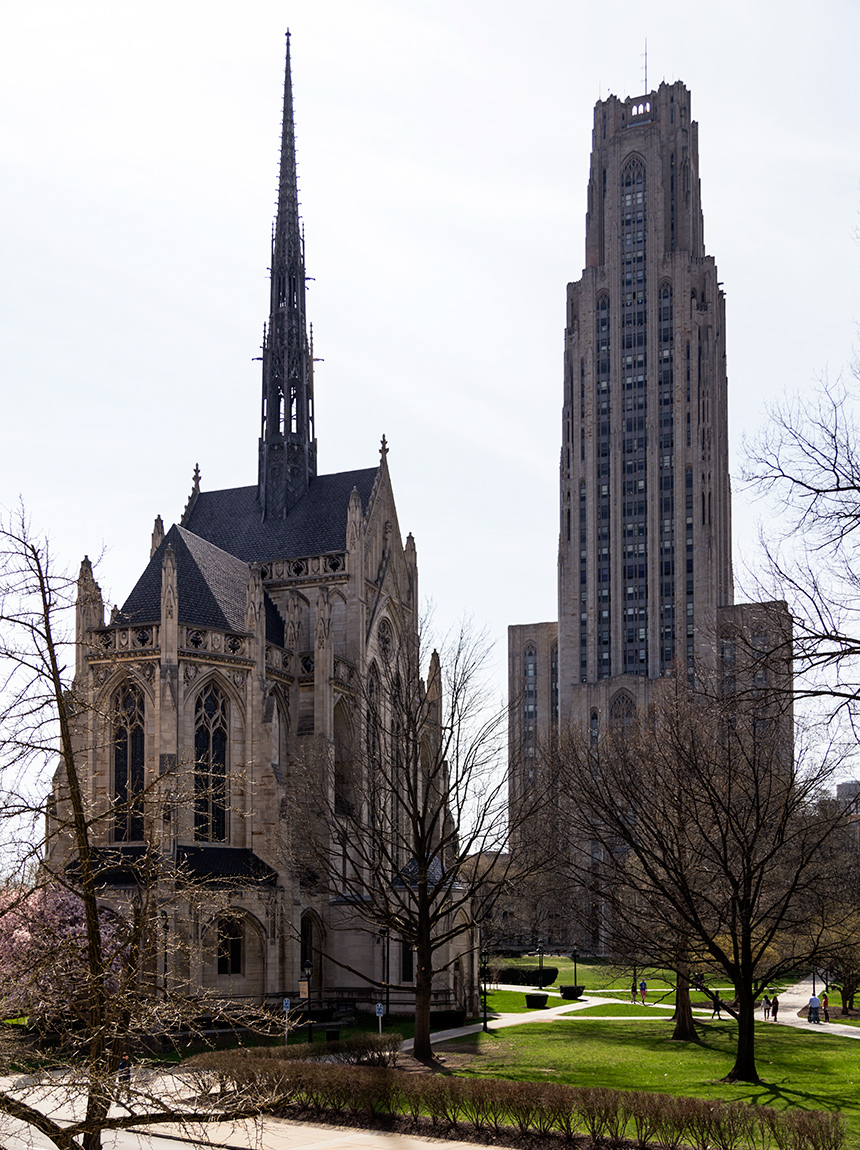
0,510 -> 289,1150
555,673 -> 848,1083
745,375 -> 860,720
295,622 -> 546,1062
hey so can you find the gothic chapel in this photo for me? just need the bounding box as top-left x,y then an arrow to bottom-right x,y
49,40 -> 457,1012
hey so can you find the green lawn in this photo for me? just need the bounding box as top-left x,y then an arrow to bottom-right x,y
566,1003 -> 678,1017
446,1017 -> 860,1144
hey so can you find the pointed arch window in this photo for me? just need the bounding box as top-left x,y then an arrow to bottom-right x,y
194,683 -> 228,843
217,918 -> 243,975
609,691 -> 636,727
113,684 -> 145,842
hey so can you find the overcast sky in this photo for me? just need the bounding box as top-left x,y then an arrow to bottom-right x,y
2,0 -> 859,703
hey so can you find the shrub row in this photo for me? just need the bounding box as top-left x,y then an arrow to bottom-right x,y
183,1057 -> 844,1150
497,965 -> 559,987
188,1031 -> 401,1070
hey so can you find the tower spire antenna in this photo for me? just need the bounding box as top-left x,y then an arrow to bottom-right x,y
643,37 -> 648,93
258,31 -> 317,521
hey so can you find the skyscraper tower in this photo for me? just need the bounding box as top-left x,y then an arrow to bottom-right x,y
510,82 -> 735,775
558,81 -> 733,725
258,33 -> 317,520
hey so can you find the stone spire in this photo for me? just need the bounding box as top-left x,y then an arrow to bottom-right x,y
258,32 -> 317,521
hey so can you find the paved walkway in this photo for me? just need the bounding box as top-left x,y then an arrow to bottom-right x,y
401,977 -> 860,1049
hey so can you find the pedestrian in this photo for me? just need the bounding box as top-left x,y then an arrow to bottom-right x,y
630,980 -> 638,1004
711,994 -> 722,1019
762,994 -> 771,1020
822,991 -> 830,1023
771,995 -> 779,1022
639,979 -> 647,1005
117,1052 -> 132,1100
808,993 -> 821,1023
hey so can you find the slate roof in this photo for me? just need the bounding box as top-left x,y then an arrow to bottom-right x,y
121,525 -> 249,631
182,467 -> 379,563
177,845 -> 278,886
70,845 -> 278,887
120,524 -> 284,643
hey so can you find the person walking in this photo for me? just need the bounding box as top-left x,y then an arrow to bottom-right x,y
711,994 -> 723,1020
822,991 -> 830,1023
639,979 -> 647,1005
771,995 -> 780,1022
808,993 -> 821,1023
762,994 -> 771,1020
117,1052 -> 132,1100
631,979 -> 638,1004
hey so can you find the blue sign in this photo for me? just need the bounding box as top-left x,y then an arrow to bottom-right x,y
376,1002 -> 384,1017
283,997 -> 290,1013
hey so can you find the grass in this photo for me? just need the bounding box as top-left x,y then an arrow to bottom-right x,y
566,1003 -> 679,1017
445,1017 -> 860,1145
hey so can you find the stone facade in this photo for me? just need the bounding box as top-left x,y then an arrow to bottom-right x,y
47,40 -> 472,1016
508,82 -> 792,942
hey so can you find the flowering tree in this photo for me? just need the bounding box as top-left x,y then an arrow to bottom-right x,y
0,512 -> 288,1150
0,886 -> 125,1020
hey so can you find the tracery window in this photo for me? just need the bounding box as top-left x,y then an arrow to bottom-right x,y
194,683 -> 228,843
609,691 -> 636,727
113,684 -> 145,842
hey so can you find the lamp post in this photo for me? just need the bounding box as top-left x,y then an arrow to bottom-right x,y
536,938 -> 545,987
303,959 -> 314,1044
572,944 -> 579,988
480,947 -> 490,1032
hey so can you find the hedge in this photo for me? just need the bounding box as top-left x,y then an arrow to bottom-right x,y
497,965 -> 559,987
183,1055 -> 845,1150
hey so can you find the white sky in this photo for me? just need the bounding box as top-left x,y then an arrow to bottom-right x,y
1,0 -> 859,705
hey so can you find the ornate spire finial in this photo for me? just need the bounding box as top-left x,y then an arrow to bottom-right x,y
380,435 -> 389,459
181,464 -> 201,527
258,33 -> 317,521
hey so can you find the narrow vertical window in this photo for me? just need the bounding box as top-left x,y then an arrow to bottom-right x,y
217,918 -> 243,975
195,683 -> 228,843
523,645 -> 537,779
114,685 -> 145,842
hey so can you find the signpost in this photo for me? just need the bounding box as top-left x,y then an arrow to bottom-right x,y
376,1001 -> 384,1035
283,997 -> 290,1045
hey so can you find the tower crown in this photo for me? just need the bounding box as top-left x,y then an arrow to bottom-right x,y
258,33 -> 317,519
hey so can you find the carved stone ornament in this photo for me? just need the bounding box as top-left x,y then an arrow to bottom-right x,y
183,663 -> 201,683
211,633 -> 222,652
232,671 -> 246,688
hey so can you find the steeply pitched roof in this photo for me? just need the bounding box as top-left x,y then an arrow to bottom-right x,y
183,467 -> 378,563
121,525 -> 248,631
119,524 -> 286,642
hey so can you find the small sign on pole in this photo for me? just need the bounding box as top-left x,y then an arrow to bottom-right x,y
299,979 -> 309,1000
376,1001 -> 384,1035
283,998 -> 290,1045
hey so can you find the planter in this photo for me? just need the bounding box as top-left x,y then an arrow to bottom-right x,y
560,985 -> 585,1000
524,993 -> 549,1009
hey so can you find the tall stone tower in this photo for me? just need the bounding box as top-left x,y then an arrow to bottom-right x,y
258,33 -> 317,520
558,81 -> 733,726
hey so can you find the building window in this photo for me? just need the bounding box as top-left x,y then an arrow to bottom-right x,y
194,683 -> 228,843
217,918 -> 243,975
609,691 -> 636,726
523,645 -> 537,765
401,940 -> 414,982
550,644 -> 559,726
113,684 -> 145,842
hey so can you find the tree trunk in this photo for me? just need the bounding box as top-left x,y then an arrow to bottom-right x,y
671,968 -> 698,1041
412,957 -> 434,1061
723,990 -> 759,1083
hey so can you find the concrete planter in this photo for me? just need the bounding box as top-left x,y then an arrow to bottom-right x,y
560,985 -> 585,999
524,993 -> 549,1009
